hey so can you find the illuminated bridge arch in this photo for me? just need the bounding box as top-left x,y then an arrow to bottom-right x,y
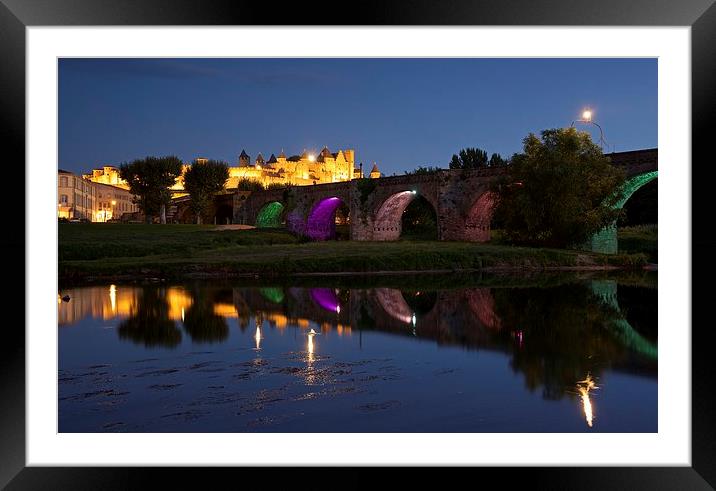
256,201 -> 285,228
372,190 -> 438,241
590,171 -> 658,254
464,191 -> 498,242
305,197 -> 346,241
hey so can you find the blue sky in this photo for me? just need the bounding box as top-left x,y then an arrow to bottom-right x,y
59,58 -> 657,175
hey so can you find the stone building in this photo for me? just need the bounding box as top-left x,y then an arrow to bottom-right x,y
83,146 -> 369,192
225,147 -> 362,188
58,169 -> 139,222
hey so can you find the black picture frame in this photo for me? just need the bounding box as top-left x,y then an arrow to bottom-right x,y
2,0 -> 713,487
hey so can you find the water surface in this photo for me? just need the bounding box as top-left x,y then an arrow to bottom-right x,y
58,274 -> 657,432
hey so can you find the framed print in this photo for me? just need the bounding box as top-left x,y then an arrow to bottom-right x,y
2,0 -> 714,488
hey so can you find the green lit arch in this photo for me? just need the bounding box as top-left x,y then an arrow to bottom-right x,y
256,202 -> 285,228
259,287 -> 285,304
615,171 -> 658,209
591,280 -> 657,360
589,171 -> 657,254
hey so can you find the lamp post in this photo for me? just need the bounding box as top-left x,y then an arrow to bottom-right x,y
570,108 -> 611,152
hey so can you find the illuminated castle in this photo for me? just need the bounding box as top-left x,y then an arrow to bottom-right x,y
84,146 -> 379,192
225,147 -> 364,187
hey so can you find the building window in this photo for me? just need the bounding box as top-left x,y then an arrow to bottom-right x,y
60,176 -> 68,187
60,194 -> 68,204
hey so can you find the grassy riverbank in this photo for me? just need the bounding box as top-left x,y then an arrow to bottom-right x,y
617,224 -> 658,263
58,223 -> 649,281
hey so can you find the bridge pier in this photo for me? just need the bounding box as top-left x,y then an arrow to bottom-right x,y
589,223 -> 618,254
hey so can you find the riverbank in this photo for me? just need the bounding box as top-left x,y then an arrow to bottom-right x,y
58,224 -> 651,281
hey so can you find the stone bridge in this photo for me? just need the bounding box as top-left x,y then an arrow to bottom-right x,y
175,148 -> 657,251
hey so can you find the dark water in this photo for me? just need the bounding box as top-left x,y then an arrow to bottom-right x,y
58,274 -> 657,432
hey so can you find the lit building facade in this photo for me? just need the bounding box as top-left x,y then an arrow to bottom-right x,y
225,147 -> 363,187
83,146 -> 375,192
94,181 -> 140,222
58,170 -> 97,220
58,169 -> 139,222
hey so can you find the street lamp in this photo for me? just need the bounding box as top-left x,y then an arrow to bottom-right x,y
570,107 -> 611,151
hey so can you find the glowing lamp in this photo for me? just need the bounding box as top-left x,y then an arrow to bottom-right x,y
581,109 -> 592,122
308,154 -> 316,162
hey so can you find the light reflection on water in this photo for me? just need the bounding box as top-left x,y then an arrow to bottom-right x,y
58,276 -> 657,433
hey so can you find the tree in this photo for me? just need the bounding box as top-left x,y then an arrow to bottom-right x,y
183,159 -> 230,224
119,156 -> 183,224
236,177 -> 265,191
493,128 -> 625,248
449,147 -> 488,169
489,153 -> 508,167
404,165 -> 442,175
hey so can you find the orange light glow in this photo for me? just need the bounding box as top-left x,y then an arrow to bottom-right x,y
577,374 -> 598,428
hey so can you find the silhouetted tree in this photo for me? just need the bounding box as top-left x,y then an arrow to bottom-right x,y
404,165 -> 442,175
449,148 -> 488,169
183,159 -> 230,224
489,153 -> 508,167
119,156 -> 183,223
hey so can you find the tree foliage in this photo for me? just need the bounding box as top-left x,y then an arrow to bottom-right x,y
236,177 -> 265,191
449,147 -> 488,169
449,147 -> 508,169
489,153 -> 508,167
183,159 -> 229,224
119,156 -> 183,223
405,165 -> 442,175
493,128 -> 625,248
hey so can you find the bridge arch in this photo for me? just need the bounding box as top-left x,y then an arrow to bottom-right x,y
372,190 -> 438,241
256,201 -> 285,228
214,204 -> 234,225
590,171 -> 658,254
464,191 -> 499,242
305,196 -> 347,241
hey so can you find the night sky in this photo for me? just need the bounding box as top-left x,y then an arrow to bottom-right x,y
58,58 -> 657,176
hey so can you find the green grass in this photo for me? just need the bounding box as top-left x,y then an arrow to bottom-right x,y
58,223 -> 648,280
59,223 -> 298,261
618,224 -> 658,263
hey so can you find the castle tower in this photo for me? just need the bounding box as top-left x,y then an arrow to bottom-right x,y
255,153 -> 265,168
369,162 -> 381,179
266,153 -> 277,168
318,146 -> 332,162
239,149 -> 250,167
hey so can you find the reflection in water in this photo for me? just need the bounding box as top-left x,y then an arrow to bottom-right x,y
305,328 -> 318,385
577,374 -> 598,428
310,288 -> 341,313
59,278 -> 656,413
117,287 -> 182,348
254,325 -> 262,350
182,289 -> 229,343
109,284 -> 117,313
375,288 -> 413,324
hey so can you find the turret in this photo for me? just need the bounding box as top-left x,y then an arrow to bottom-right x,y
369,162 -> 381,179
239,149 -> 250,167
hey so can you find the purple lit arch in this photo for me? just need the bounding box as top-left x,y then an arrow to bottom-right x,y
305,197 -> 345,241
310,288 -> 341,313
